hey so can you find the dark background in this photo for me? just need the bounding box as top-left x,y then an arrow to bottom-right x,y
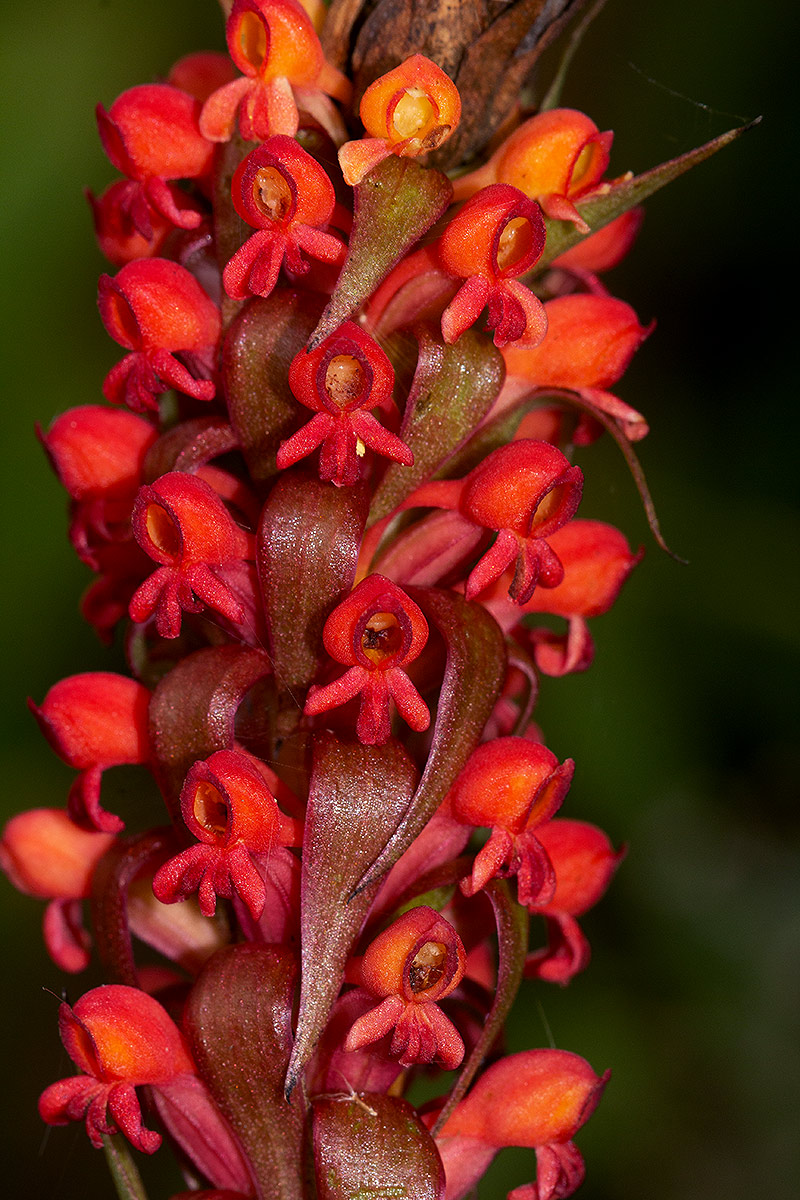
1,1 -> 797,1198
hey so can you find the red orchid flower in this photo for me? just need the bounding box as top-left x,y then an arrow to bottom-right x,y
223,136 -> 345,301
153,749 -> 302,920
129,471 -> 255,639
435,1048 -> 610,1200
345,906 -> 466,1070
453,107 -> 613,233
200,0 -> 349,143
96,84 -> 213,237
277,322 -> 412,487
447,736 -> 574,905
29,672 -> 150,833
304,574 -> 429,745
98,259 -> 220,412
0,809 -> 115,971
438,184 -> 548,347
526,819 -> 625,984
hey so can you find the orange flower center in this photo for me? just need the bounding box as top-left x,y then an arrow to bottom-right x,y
192,782 -> 229,836
145,503 -> 181,557
392,88 -> 436,140
360,611 -> 403,665
253,166 -> 293,222
409,941 -> 447,993
496,217 -> 534,273
238,12 -> 268,72
324,354 -> 365,407
529,485 -> 564,532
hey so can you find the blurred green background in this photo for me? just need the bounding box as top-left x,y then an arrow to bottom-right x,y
1,1 -> 796,1198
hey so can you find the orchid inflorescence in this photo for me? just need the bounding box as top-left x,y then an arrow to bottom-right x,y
2,1 -> 737,1197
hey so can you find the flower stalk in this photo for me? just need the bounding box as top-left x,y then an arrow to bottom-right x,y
2,2 -> 750,1198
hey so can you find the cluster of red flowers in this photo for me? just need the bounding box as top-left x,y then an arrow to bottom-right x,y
2,3 -> 660,1197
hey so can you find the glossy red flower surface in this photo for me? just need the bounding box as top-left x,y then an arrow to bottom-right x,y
39,985 -> 193,1151
479,519 -> 643,674
454,107 -> 613,232
500,293 -> 651,441
405,439 -> 583,604
0,809 -> 115,971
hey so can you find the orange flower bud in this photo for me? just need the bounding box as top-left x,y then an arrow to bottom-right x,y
39,985 -> 194,1152
502,293 -> 650,392
0,809 -> 114,901
339,55 -> 461,185
454,107 -> 613,234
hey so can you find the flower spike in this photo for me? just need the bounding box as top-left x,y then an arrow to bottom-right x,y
277,322 -> 411,487
448,736 -> 574,905
152,749 -> 302,919
304,574 -> 429,745
98,259 -> 220,412
438,183 -> 547,347
129,471 -> 255,638
223,136 -> 345,301
339,54 -> 461,185
345,906 -> 466,1069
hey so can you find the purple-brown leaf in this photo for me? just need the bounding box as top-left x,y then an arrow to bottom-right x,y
257,476 -> 368,700
368,325 -> 505,523
184,944 -> 303,1200
223,290 -> 324,487
286,731 -> 418,1096
312,1092 -> 445,1200
148,646 -> 272,820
